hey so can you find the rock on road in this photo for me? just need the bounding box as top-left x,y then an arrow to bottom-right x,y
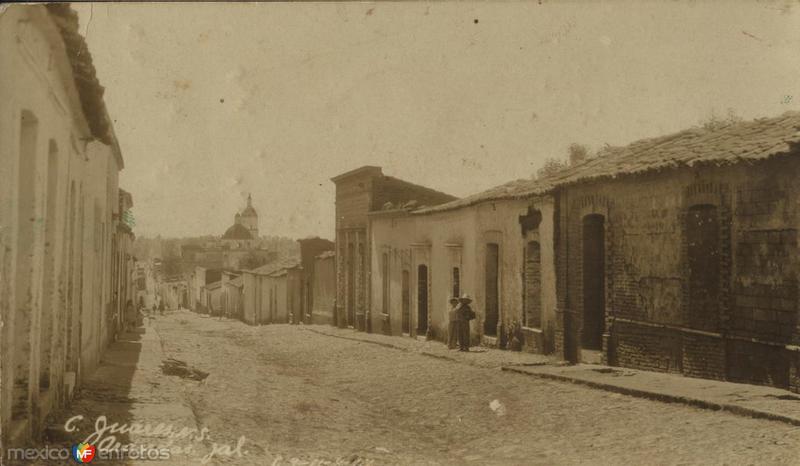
154,311 -> 800,465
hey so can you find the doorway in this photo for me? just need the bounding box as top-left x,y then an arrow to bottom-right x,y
417,265 -> 428,335
582,214 -> 605,350
484,243 -> 499,336
401,270 -> 410,335
346,243 -> 355,327
687,204 -> 720,329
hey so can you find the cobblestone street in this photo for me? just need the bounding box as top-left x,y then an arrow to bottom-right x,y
144,310 -> 800,465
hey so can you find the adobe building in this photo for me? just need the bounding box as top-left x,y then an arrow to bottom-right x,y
311,251 -> 337,325
241,259 -> 302,325
0,4 -> 132,448
369,182 -> 557,351
296,237 -> 335,324
111,188 -> 137,341
331,166 -> 457,332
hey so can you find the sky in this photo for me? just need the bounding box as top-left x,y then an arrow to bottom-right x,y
71,1 -> 800,240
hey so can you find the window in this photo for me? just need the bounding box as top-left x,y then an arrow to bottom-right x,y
381,252 -> 390,314
523,241 -> 542,328
452,267 -> 460,299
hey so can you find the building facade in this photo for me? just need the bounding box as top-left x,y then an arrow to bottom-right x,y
0,4 -> 131,448
369,192 -> 557,351
241,260 -> 302,325
359,113 -> 800,393
550,113 -> 800,391
331,166 -> 457,332
297,237 -> 335,324
311,251 -> 337,325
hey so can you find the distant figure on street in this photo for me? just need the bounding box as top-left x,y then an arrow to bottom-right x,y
457,294 -> 476,352
158,300 -> 165,316
125,299 -> 136,331
447,297 -> 460,349
140,305 -> 151,327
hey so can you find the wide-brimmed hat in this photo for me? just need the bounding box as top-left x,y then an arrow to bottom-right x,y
459,293 -> 473,303
449,296 -> 460,303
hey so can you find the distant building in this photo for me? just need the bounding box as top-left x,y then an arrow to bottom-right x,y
241,259 -> 302,325
222,194 -> 259,248
296,237 -> 335,324
112,188 -> 137,336
179,195 -> 275,274
311,251 -> 337,326
331,166 -> 457,332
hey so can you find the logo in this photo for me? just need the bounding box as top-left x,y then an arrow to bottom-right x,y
72,442 -> 96,463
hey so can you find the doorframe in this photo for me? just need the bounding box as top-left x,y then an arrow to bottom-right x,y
410,243 -> 431,339
481,231 -> 503,343
572,197 -> 611,364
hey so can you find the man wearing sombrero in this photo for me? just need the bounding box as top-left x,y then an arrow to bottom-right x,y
457,293 -> 476,351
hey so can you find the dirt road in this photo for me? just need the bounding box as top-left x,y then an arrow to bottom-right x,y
150,311 -> 800,465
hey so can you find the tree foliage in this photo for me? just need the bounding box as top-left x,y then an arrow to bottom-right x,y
536,157 -> 568,179
568,143 -> 589,166
700,108 -> 743,130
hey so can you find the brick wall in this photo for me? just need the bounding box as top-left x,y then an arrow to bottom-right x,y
556,156 -> 800,391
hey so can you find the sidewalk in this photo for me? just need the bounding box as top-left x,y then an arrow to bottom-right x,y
302,325 -> 555,369
503,364 -> 800,426
37,325 -> 211,465
303,324 -> 800,426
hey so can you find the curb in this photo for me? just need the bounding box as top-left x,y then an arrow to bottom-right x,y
501,366 -> 800,427
303,326 -> 800,427
302,327 -> 476,366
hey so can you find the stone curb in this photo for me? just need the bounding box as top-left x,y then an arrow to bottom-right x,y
501,366 -> 800,427
302,327 -> 468,365
303,326 -> 800,427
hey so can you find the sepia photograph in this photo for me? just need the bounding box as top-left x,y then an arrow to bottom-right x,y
1,1 -> 800,464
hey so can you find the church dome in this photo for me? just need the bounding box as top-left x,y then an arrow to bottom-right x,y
222,223 -> 253,240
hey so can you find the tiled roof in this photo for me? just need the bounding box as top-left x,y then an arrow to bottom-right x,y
45,4 -> 122,164
415,112 -> 800,214
245,258 -> 301,275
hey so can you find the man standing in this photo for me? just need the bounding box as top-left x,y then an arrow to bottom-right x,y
457,294 -> 476,352
447,297 -> 461,349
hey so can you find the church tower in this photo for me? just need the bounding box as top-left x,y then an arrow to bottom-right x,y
240,193 -> 259,239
